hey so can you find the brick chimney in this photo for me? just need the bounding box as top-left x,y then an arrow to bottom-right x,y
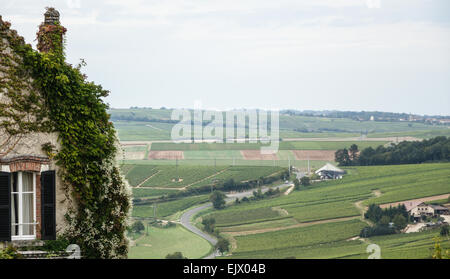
36,7 -> 67,53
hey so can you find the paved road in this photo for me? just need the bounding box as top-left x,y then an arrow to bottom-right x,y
179,182 -> 293,259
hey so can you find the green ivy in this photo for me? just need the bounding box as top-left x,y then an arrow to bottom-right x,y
1,19 -> 131,258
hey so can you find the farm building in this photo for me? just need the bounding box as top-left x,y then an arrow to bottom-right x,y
315,163 -> 346,179
0,9 -> 130,258
409,202 -> 449,219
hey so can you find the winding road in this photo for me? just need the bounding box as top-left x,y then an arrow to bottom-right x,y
179,182 -> 294,259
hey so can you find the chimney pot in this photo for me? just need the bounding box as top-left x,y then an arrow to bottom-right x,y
44,7 -> 60,25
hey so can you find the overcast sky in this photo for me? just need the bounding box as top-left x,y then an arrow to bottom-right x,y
2,0 -> 450,115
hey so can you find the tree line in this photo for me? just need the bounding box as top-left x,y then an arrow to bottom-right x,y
335,136 -> 450,166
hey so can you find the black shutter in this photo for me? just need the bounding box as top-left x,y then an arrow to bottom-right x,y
0,172 -> 11,241
41,170 -> 56,240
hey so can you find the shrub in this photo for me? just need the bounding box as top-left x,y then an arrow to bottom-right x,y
202,217 -> 216,233
165,252 -> 187,259
0,245 -> 22,259
360,225 -> 396,238
441,225 -> 449,236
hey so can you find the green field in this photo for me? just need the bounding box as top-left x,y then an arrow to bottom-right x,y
229,219 -> 367,258
210,207 -> 287,227
132,195 -> 209,218
110,108 -> 450,141
206,163 -> 450,230
125,165 -> 158,186
150,141 -> 388,151
132,188 -> 178,198
128,225 -> 212,259
122,164 -> 285,189
141,165 -> 228,188
225,227 -> 449,259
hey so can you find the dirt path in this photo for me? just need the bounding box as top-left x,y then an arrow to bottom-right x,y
272,207 -> 289,216
353,190 -> 382,226
379,194 -> 450,209
404,223 -> 426,233
135,170 -> 161,188
284,185 -> 295,196
180,167 -> 230,190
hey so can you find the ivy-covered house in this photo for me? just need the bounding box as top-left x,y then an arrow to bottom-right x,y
0,8 -> 131,258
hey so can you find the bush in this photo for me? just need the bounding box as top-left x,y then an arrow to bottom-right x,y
131,221 -> 145,233
215,237 -> 230,255
441,225 -> 449,236
392,214 -> 407,230
300,176 -> 310,186
202,217 -> 216,233
0,245 -> 22,259
165,252 -> 187,259
293,178 -> 300,190
42,237 -> 71,252
360,225 -> 396,238
210,190 -> 226,210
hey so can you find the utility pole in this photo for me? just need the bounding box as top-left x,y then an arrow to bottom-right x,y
288,157 -> 291,175
307,156 -> 310,175
176,158 -> 179,182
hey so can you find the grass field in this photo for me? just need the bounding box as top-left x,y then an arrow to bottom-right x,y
128,224 -> 212,259
228,219 -> 367,258
149,141 -> 388,151
132,195 -> 209,218
110,108 -> 449,141
224,227 -> 449,259
125,165 -> 158,186
141,165 -> 228,188
132,188 -> 178,198
122,164 -> 285,189
206,162 -> 450,230
210,207 -> 287,227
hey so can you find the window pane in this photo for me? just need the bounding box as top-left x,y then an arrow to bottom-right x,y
22,193 -> 34,235
22,224 -> 34,236
12,172 -> 18,192
11,225 -> 19,236
22,172 -> 33,192
11,193 -> 19,236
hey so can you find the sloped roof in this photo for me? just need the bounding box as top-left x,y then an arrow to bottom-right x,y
404,201 -> 424,212
315,163 -> 345,174
430,204 -> 449,211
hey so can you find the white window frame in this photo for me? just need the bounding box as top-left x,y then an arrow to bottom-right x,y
11,171 -> 37,241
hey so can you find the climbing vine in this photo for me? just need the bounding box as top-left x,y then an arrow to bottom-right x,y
0,15 -> 131,258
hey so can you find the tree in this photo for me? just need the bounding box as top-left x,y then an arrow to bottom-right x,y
253,189 -> 263,199
210,190 -> 226,209
165,252 -> 187,259
215,238 -> 230,255
432,237 -> 449,259
364,204 -> 383,223
131,221 -> 145,233
300,176 -> 310,186
441,225 -> 449,237
335,149 -> 351,166
293,178 -> 300,190
392,214 -> 407,230
349,144 -> 359,163
379,216 -> 390,226
202,217 -> 216,233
